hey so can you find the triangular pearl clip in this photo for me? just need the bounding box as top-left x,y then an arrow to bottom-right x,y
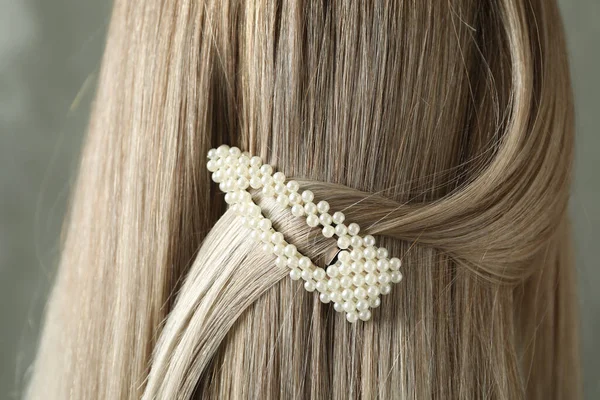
208,145 -> 403,323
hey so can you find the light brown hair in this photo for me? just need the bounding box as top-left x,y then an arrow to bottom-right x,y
29,0 -> 580,398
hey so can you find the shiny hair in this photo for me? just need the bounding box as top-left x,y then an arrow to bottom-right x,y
29,0 -> 580,398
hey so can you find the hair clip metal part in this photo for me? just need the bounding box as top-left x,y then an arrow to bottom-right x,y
207,145 -> 403,323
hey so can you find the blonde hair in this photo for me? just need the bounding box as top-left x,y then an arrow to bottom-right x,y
29,0 -> 580,398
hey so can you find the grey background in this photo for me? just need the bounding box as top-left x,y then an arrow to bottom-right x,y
0,0 -> 597,398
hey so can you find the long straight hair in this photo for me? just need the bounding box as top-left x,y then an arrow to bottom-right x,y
29,0 -> 579,398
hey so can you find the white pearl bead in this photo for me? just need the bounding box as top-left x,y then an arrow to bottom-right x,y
358,310 -> 372,321
259,231 -> 271,243
226,179 -> 237,192
365,273 -> 377,286
337,235 -> 350,249
313,268 -> 326,280
363,246 -> 376,259
377,247 -> 389,259
262,185 -> 274,197
350,249 -> 363,260
356,300 -> 369,311
239,191 -> 251,202
352,274 -> 365,286
327,278 -> 340,290
250,204 -> 261,216
250,176 -> 262,189
286,180 -> 299,192
332,211 -> 345,224
274,183 -> 287,195
258,219 -> 272,231
260,164 -> 273,175
276,195 -> 290,207
247,207 -> 259,221
228,178 -> 238,191
273,244 -> 285,256
301,270 -> 313,281
306,214 -> 320,227
229,147 -> 241,157
207,148 -> 218,160
299,256 -> 312,269
330,292 -> 342,304
363,235 -> 376,246
340,276 -> 353,288
262,243 -> 274,253
275,256 -> 288,268
338,263 -> 350,276
247,217 -> 257,229
346,312 -> 359,323
369,298 -> 381,308
391,271 -> 403,283
238,155 -> 250,166
216,145 -> 230,157
322,225 -> 335,238
260,175 -> 273,186
250,156 -> 262,167
287,256 -> 299,268
334,302 -> 344,313
271,232 -> 284,244
301,190 -> 314,202
212,170 -> 224,183
284,244 -> 297,257
380,284 -> 391,295
350,236 -> 363,248
291,204 -> 305,217
315,281 -> 327,293
224,155 -> 237,166
316,201 -> 330,213
338,251 -> 351,263
224,192 -> 235,204
289,192 -> 301,204
354,287 -> 367,299
304,202 -> 317,214
343,301 -> 356,313
351,261 -> 364,273
237,177 -> 249,190
319,213 -> 332,226
235,165 -> 248,177
367,285 -> 380,298
273,171 -> 286,183
342,289 -> 354,300
347,223 -> 360,235
354,286 -> 368,299
376,259 -> 390,271
390,257 -> 402,271
334,224 -> 347,236
207,160 -> 219,172
327,265 -> 339,277
378,272 -> 391,284
304,281 -> 316,292
319,293 -> 331,303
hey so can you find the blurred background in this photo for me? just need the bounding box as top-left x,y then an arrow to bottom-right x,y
0,0 -> 598,398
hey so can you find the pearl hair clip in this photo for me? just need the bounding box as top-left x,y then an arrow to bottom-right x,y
207,145 -> 403,323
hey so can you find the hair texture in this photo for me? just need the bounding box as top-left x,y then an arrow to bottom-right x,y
29,0 -> 579,399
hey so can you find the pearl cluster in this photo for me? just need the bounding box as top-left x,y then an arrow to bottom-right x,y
207,145 -> 403,323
